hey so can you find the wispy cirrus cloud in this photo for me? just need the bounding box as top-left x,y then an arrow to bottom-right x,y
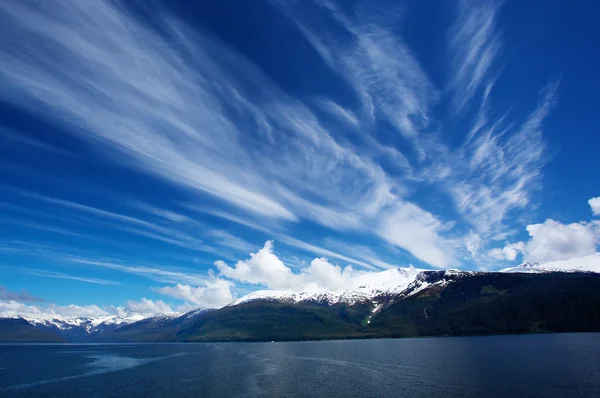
451,82 -> 557,239
70,258 -> 209,286
278,0 -> 436,151
3,188 -> 243,256
0,266 -> 120,286
0,0 -> 457,268
0,127 -> 71,155
0,0 -> 560,278
0,0 -> 295,221
448,0 -> 502,111
315,98 -> 359,127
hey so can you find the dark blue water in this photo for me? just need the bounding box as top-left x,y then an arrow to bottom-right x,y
1,334 -> 599,397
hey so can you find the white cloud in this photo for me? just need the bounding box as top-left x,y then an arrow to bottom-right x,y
0,297 -> 175,320
0,0 -> 564,273
488,242 -> 526,261
300,257 -> 358,292
501,242 -> 525,261
489,197 -> 600,265
589,197 -> 600,216
524,219 -> 598,263
377,203 -> 456,268
277,235 -> 382,271
0,0 -> 459,271
215,240 -> 362,292
316,98 -> 359,127
0,300 -> 110,320
320,238 -> 397,270
154,278 -> 234,309
207,230 -> 255,252
122,298 -> 173,316
0,127 -> 71,155
280,1 -> 435,148
14,268 -> 120,286
465,232 -> 482,257
4,188 -> 228,254
451,82 -> 557,240
71,258 -> 209,286
449,0 -> 501,110
215,241 -> 296,289
493,218 -> 598,264
274,0 -> 557,264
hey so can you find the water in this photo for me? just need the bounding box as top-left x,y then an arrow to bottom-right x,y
1,334 -> 599,397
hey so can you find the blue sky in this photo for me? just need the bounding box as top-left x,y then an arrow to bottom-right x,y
0,0 -> 599,317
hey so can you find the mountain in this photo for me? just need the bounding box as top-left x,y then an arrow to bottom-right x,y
1,262 -> 600,342
500,253 -> 600,274
0,318 -> 66,342
228,267 -> 441,306
4,314 -> 162,342
98,310 -> 213,342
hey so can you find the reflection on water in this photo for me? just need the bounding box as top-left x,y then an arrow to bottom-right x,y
0,334 -> 599,397
0,352 -> 186,393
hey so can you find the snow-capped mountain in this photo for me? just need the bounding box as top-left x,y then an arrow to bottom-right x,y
501,253 -> 600,274
229,268 -> 474,306
2,265 -> 600,342
3,258 -> 599,342
229,256 -> 600,307
9,313 -> 181,341
22,315 -> 144,331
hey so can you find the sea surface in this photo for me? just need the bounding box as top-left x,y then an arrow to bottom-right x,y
1,334 -> 599,397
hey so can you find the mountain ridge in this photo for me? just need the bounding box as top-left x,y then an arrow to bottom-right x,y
2,259 -> 600,342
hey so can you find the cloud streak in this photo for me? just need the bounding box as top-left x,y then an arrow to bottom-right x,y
0,267 -> 120,286
0,0 -> 562,285
0,0 -> 460,268
449,0 -> 502,111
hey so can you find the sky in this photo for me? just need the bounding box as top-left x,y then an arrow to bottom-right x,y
0,0 -> 599,319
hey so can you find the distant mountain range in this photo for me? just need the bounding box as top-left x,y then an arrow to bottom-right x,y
2,255 -> 600,342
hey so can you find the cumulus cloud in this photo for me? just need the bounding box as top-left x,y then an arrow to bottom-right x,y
0,300 -> 110,320
301,257 -> 358,291
493,219 -> 598,264
215,241 -> 296,289
488,242 -> 526,261
215,240 -> 366,293
589,197 -> 600,216
121,298 -> 173,316
0,297 -> 176,320
524,220 -> 598,263
154,278 -> 234,309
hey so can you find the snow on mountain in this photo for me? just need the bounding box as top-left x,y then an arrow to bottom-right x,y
8,256 -> 598,333
146,312 -> 181,322
17,314 -> 145,331
501,253 -> 600,274
228,267 -> 473,306
11,313 -> 183,334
